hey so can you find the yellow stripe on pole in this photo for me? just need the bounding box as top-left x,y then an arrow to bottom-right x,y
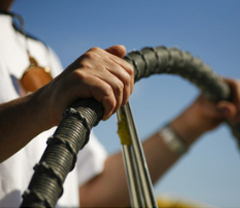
117,112 -> 132,145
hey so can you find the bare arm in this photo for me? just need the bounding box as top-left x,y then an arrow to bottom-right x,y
80,78 -> 240,207
0,45 -> 134,162
0,93 -> 51,162
79,102 -> 201,207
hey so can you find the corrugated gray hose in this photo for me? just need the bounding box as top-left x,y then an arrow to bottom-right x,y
20,46 -> 240,207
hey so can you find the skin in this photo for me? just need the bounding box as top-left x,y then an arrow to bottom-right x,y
1,1 -> 240,207
79,79 -> 240,207
0,45 -> 134,162
0,0 -> 14,11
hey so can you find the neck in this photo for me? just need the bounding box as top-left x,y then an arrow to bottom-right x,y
0,0 -> 14,12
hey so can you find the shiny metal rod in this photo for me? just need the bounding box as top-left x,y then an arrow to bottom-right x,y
117,109 -> 144,207
122,145 -> 145,207
117,102 -> 158,208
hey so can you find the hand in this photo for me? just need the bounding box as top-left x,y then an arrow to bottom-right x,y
171,78 -> 240,145
36,45 -> 134,126
193,78 -> 240,132
223,78 -> 240,125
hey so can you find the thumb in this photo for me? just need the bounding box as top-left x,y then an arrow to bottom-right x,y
105,45 -> 127,58
217,101 -> 237,118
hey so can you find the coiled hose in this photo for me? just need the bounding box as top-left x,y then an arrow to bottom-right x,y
20,46 -> 240,207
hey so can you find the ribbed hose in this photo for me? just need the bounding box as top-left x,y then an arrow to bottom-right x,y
20,98 -> 103,207
127,46 -> 230,101
20,46 -> 240,207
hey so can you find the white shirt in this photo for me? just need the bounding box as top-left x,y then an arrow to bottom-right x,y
0,13 -> 107,208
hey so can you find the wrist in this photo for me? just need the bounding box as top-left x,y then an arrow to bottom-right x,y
171,103 -> 208,146
159,123 -> 188,155
31,87 -> 58,129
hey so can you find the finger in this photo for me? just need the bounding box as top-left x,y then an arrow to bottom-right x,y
77,46 -> 134,108
105,45 -> 126,58
109,57 -> 134,97
105,45 -> 134,94
76,74 -> 118,120
106,45 -> 134,105
223,78 -> 240,122
78,55 -> 126,111
101,60 -> 133,106
86,46 -> 134,106
95,69 -> 125,113
105,45 -> 134,78
83,46 -> 134,86
223,78 -> 240,110
217,101 -> 237,119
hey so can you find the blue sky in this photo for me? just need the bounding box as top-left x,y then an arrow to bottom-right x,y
12,1 -> 240,207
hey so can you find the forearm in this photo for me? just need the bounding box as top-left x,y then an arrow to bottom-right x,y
80,99 -> 210,207
144,105 -> 206,185
0,92 -> 50,162
79,128 -> 193,208
79,152 -> 130,207
136,95 -> 225,186
79,79 -> 239,207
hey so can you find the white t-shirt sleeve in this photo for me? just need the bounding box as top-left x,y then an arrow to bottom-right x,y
76,131 -> 108,186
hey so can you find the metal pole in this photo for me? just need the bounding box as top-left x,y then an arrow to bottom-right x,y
117,102 -> 158,208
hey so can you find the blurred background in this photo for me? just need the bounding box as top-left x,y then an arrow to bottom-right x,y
12,0 -> 240,207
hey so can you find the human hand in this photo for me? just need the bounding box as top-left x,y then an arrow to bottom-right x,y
171,78 -> 240,145
223,78 -> 240,125
36,45 -> 134,126
176,77 -> 240,135
192,78 -> 240,132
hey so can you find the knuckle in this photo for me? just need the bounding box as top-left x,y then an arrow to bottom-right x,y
89,47 -> 102,53
115,81 -> 124,95
78,59 -> 92,69
108,97 -> 117,110
104,84 -> 114,97
125,62 -> 134,75
73,70 -> 87,81
104,85 -> 117,105
119,71 -> 131,89
84,51 -> 98,60
123,73 -> 131,85
104,95 -> 116,112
